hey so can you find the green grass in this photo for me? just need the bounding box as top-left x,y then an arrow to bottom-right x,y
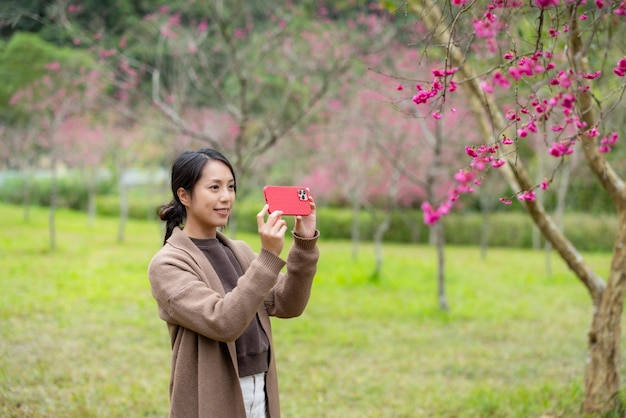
0,203 -> 623,417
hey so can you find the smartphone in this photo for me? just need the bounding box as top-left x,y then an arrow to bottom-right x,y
263,186 -> 312,216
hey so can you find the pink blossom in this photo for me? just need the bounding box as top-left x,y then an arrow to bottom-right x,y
481,81 -> 494,93
493,71 -> 511,89
615,1 -> 626,15
421,202 -> 442,225
471,159 -> 487,171
473,18 -> 497,38
465,146 -> 478,157
613,57 -> 626,77
509,67 -> 522,81
555,70 -> 572,88
234,28 -> 247,39
501,137 -> 514,145
540,180 -> 549,190
454,169 -> 475,184
548,141 -> 574,157
560,94 -> 576,109
492,159 -> 506,168
499,197 -> 513,205
98,49 -> 117,58
583,71 -> 601,79
534,0 -> 559,7
607,132 -> 619,145
396,85 -> 404,91
598,132 -> 619,153
45,62 -> 60,71
432,112 -> 442,119
518,191 -> 536,201
412,88 -> 437,105
198,19 -> 209,33
503,52 -> 514,60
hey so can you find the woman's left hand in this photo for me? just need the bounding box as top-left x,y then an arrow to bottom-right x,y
293,193 -> 316,238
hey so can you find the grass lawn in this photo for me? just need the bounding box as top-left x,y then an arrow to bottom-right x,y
0,203 -> 623,417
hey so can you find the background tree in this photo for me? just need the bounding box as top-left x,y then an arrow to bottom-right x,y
10,59 -> 105,249
51,1 -> 364,188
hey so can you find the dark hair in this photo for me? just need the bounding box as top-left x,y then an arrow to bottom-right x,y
158,148 -> 236,245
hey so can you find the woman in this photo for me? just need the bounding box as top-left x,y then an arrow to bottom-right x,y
148,148 -> 319,418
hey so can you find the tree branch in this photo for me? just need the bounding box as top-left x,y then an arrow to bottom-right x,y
409,0 -> 606,302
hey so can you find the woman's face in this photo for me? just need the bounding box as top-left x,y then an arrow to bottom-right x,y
179,159 -> 236,238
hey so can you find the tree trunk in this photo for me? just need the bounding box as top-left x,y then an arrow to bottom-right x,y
435,221 -> 448,312
48,155 -> 57,250
22,165 -> 32,223
584,208 -> 626,412
86,166 -> 97,228
372,212 -> 390,282
480,205 -> 490,261
351,198 -> 360,262
117,169 -> 128,244
372,168 -> 400,281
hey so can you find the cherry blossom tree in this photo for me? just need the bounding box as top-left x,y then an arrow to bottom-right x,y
297,41 -> 477,303
0,122 -> 42,221
51,1 -> 363,187
394,0 -> 626,412
10,62 -> 105,249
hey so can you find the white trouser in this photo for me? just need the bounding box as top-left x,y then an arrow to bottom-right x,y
239,372 -> 267,418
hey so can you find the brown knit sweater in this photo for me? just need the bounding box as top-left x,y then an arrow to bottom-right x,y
190,237 -> 269,377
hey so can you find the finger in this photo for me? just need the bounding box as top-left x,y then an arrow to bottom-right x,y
267,210 -> 284,226
273,218 -> 287,232
256,205 -> 270,228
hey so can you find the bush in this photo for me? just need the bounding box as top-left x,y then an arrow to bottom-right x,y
232,202 -> 616,251
96,194 -> 163,221
0,171 -> 115,210
1,183 -> 616,251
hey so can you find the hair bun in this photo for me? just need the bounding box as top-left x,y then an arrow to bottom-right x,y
158,200 -> 185,224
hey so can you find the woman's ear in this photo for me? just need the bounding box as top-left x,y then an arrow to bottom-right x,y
177,187 -> 190,206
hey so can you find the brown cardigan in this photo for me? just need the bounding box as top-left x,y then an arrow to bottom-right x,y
148,227 -> 319,418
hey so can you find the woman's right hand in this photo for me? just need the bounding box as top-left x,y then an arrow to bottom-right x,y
257,204 -> 287,256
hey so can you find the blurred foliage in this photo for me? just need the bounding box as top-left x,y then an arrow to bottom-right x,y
0,32 -> 95,122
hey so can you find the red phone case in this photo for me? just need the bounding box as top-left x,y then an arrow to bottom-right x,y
264,186 -> 311,216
